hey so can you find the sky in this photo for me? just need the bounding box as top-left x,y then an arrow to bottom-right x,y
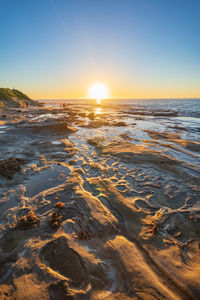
0,0 -> 200,99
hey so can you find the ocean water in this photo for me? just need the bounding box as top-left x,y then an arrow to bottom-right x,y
40,97 -> 200,116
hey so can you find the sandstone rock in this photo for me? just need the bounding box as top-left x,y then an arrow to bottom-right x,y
39,237 -> 89,289
16,211 -> 39,229
49,211 -> 62,228
54,202 -> 65,209
88,112 -> 95,120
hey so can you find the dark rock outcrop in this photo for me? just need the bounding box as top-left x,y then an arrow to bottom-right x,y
0,157 -> 23,179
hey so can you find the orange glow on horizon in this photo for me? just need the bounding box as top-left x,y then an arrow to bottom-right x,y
27,81 -> 200,100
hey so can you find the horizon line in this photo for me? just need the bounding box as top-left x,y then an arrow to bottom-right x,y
36,97 -> 200,101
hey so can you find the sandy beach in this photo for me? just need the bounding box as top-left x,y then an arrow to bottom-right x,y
0,99 -> 200,299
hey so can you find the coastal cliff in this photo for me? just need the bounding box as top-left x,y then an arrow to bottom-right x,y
0,88 -> 40,108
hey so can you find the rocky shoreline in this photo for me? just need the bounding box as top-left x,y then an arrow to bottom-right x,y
0,101 -> 200,299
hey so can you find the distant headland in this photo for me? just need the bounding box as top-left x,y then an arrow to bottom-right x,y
0,88 -> 40,108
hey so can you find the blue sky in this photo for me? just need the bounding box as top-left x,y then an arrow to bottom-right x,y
0,0 -> 200,98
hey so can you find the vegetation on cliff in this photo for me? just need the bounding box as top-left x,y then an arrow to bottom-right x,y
0,88 -> 40,107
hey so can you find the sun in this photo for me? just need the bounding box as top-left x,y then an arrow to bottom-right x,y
89,83 -> 109,104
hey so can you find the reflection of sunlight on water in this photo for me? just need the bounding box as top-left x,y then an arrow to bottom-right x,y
95,107 -> 102,114
97,98 -> 101,104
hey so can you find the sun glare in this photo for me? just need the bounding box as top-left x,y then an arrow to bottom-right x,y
89,83 -> 108,104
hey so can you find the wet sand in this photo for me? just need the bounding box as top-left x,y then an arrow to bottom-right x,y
0,100 -> 200,299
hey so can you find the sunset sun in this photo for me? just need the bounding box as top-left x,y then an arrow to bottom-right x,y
89,83 -> 109,104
